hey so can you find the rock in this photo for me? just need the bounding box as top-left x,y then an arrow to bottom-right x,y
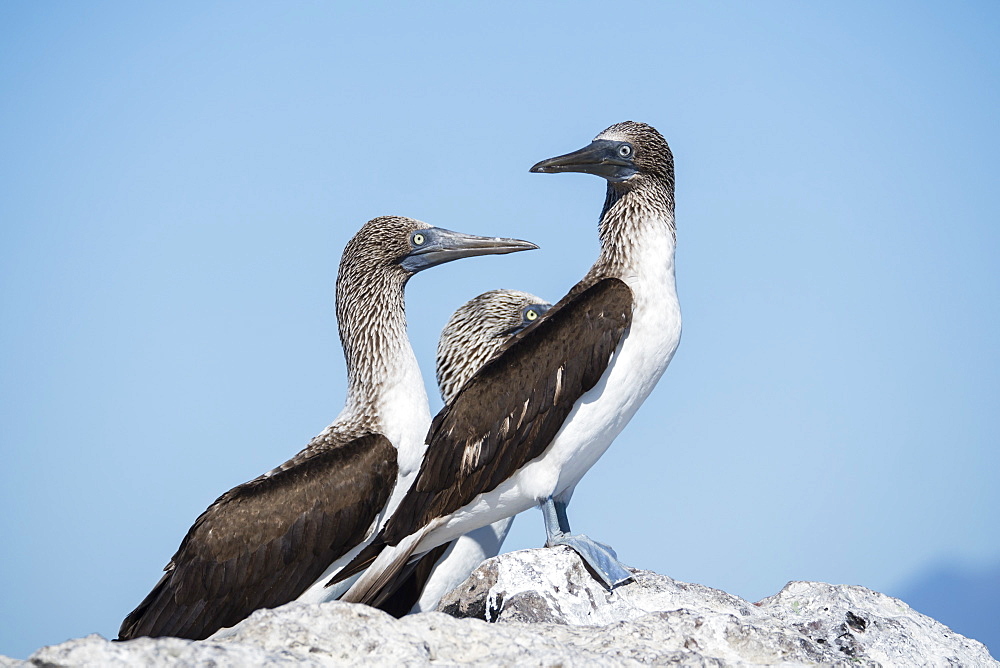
439,546 -> 758,626
19,605 -> 432,667
440,547 -> 997,665
4,547 -> 995,666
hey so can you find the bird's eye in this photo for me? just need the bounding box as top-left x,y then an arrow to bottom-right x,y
618,144 -> 633,158
525,308 -> 538,321
412,233 -> 426,246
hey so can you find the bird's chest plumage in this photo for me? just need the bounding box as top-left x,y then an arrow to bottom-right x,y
376,345 -> 432,499
541,229 -> 681,495
437,215 -> 680,541
469,225 -> 682,516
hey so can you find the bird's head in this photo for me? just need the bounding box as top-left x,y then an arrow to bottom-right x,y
530,121 -> 673,187
436,289 -> 552,404
341,216 -> 537,282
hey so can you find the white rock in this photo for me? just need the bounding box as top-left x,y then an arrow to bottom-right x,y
439,547 -> 997,666
5,548 -> 995,666
439,546 -> 758,625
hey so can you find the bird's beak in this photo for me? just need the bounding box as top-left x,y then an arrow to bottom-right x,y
400,228 -> 538,274
530,139 -> 637,182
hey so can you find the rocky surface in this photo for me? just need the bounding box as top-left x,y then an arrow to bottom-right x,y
7,547 -> 996,666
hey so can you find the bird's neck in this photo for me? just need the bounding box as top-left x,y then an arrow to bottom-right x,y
334,272 -> 430,438
591,177 -> 676,280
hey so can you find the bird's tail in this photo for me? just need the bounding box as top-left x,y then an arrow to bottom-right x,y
338,525 -> 433,606
326,535 -> 386,587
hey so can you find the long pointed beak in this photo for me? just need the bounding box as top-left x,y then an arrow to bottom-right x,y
530,139 -> 636,181
400,228 -> 538,274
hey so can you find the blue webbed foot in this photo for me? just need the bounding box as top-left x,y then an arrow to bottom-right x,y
546,532 -> 633,588
540,496 -> 633,589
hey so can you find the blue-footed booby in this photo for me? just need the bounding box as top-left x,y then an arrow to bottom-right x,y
379,289 -> 552,616
117,216 -> 536,640
336,121 -> 681,604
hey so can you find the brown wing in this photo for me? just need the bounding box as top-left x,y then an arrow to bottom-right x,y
118,433 -> 396,640
382,277 -> 633,546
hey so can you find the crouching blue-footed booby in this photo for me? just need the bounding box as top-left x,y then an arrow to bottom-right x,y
379,290 -> 552,616
117,216 -> 536,640
336,121 -> 681,604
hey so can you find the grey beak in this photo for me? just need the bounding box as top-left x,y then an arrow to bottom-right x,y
530,139 -> 637,182
401,228 -> 538,274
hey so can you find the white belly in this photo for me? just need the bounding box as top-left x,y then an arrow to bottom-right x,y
428,240 -> 681,548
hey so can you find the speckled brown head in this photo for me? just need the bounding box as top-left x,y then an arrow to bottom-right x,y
336,216 -> 537,410
338,216 -> 537,287
529,122 -> 676,270
529,120 -> 674,192
435,289 -> 552,404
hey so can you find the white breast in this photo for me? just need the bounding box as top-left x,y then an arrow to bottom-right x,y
377,341 -> 432,477
432,219 -> 681,546
546,228 -> 681,494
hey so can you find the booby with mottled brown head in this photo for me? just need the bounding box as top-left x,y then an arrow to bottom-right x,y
336,121 -> 681,604
117,216 -> 536,640
378,289 -> 552,616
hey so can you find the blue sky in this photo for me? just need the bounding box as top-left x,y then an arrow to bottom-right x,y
2,1 -> 998,659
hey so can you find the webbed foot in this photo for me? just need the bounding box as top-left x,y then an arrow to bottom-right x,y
546,531 -> 633,588
540,496 -> 633,589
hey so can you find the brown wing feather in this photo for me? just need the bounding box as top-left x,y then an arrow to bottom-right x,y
373,541 -> 452,617
118,433 -> 396,640
381,277 -> 633,546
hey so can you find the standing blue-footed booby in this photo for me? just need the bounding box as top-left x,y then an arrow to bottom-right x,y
379,289 -> 552,616
117,216 -> 536,640
337,121 -> 681,605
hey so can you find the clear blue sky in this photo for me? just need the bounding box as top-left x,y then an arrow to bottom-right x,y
2,1 -> 998,659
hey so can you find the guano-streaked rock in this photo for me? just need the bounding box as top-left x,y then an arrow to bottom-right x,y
5,548 -> 995,666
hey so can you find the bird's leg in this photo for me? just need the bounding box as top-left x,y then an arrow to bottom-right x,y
540,496 -> 633,589
541,494 -> 567,537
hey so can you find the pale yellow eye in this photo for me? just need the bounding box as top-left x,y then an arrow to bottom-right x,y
412,233 -> 426,246
525,309 -> 538,321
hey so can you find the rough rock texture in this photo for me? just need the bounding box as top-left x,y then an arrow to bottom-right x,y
6,548 -> 996,666
441,548 -> 997,665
